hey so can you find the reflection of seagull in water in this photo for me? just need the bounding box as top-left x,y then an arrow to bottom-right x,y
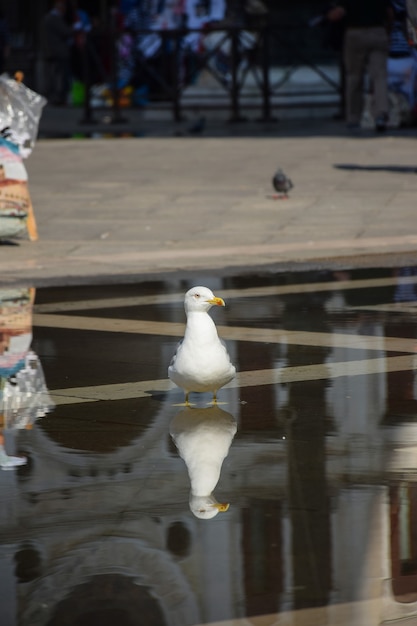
170,405 -> 237,519
168,286 -> 236,405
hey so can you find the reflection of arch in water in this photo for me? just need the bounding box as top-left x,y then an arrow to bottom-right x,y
21,538 -> 199,626
18,398 -> 179,483
46,574 -> 165,626
38,397 -> 158,454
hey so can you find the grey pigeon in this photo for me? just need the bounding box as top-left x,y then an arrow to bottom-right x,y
272,168 -> 293,198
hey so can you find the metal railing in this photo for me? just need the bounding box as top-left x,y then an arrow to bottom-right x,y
79,23 -> 343,124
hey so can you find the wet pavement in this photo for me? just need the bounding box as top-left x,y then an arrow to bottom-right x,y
2,111 -> 417,624
2,267 -> 417,625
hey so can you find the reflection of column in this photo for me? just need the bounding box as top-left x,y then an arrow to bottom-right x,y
239,343 -> 277,430
287,376 -> 331,610
390,482 -> 417,602
199,522 -> 235,623
330,487 -> 387,624
0,546 -> 17,626
384,322 -> 417,422
242,500 -> 282,616
283,295 -> 332,611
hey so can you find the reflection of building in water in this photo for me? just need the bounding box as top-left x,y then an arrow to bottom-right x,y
3,274 -> 417,624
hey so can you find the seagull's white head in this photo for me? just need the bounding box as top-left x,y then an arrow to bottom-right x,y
184,286 -> 225,314
190,494 -> 230,519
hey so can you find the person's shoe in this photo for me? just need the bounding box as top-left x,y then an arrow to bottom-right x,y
375,114 -> 388,132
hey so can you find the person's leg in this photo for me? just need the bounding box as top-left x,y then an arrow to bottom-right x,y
344,29 -> 367,125
44,59 -> 56,100
56,57 -> 71,105
368,26 -> 389,128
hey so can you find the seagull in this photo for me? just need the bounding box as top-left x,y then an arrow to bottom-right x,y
170,405 -> 237,519
168,286 -> 236,404
272,168 -> 293,198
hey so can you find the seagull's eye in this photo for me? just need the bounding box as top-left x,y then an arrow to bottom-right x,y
194,293 -> 200,299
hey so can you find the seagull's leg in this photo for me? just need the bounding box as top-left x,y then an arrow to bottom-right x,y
268,194 -> 286,200
212,391 -> 218,405
183,392 -> 196,407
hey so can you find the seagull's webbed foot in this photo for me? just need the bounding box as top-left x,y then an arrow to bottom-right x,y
171,392 -> 196,407
184,392 -> 197,407
267,194 -> 289,200
210,392 -> 227,406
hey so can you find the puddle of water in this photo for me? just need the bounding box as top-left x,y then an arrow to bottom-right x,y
2,267 -> 417,625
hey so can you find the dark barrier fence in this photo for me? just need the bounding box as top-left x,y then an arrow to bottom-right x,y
79,23 -> 343,124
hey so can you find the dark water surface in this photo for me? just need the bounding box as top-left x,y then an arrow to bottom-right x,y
2,266 -> 417,626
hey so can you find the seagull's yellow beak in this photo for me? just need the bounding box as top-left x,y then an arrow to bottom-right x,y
207,297 -> 225,307
214,502 -> 230,512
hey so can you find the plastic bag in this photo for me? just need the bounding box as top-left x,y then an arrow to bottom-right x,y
0,288 -> 54,431
0,137 -> 38,240
0,73 -> 46,158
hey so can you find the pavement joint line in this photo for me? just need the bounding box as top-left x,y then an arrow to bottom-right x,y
33,234 -> 417,264
33,312 -> 417,353
349,302 -> 417,313
48,354 -> 417,406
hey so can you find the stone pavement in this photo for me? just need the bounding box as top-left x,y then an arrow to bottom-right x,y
2,107 -> 417,287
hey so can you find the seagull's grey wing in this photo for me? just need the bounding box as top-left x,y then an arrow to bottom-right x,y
169,339 -> 183,367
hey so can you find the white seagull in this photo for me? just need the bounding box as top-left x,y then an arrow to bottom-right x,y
168,286 -> 236,404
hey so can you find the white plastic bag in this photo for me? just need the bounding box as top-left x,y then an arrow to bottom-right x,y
0,73 -> 46,158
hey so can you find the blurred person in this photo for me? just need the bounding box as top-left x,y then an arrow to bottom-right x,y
0,6 -> 10,75
328,0 -> 392,131
124,0 -> 184,60
309,3 -> 347,118
123,1 -> 184,97
387,0 -> 417,117
185,0 -> 264,87
69,0 -> 92,71
183,0 -> 226,54
40,0 -> 73,105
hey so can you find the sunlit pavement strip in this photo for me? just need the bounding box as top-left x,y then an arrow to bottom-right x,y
193,599 -> 378,626
33,313 -> 417,353
49,355 -> 417,406
33,274 -> 417,314
352,302 -> 417,314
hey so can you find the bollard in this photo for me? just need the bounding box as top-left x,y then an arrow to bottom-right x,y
108,11 -> 127,124
79,34 -> 97,125
228,28 -> 246,123
171,31 -> 183,122
259,25 -> 277,123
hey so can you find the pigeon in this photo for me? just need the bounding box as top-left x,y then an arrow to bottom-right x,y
272,168 -> 293,198
168,286 -> 236,404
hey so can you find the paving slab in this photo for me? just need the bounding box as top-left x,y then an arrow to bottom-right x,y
2,116 -> 417,286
